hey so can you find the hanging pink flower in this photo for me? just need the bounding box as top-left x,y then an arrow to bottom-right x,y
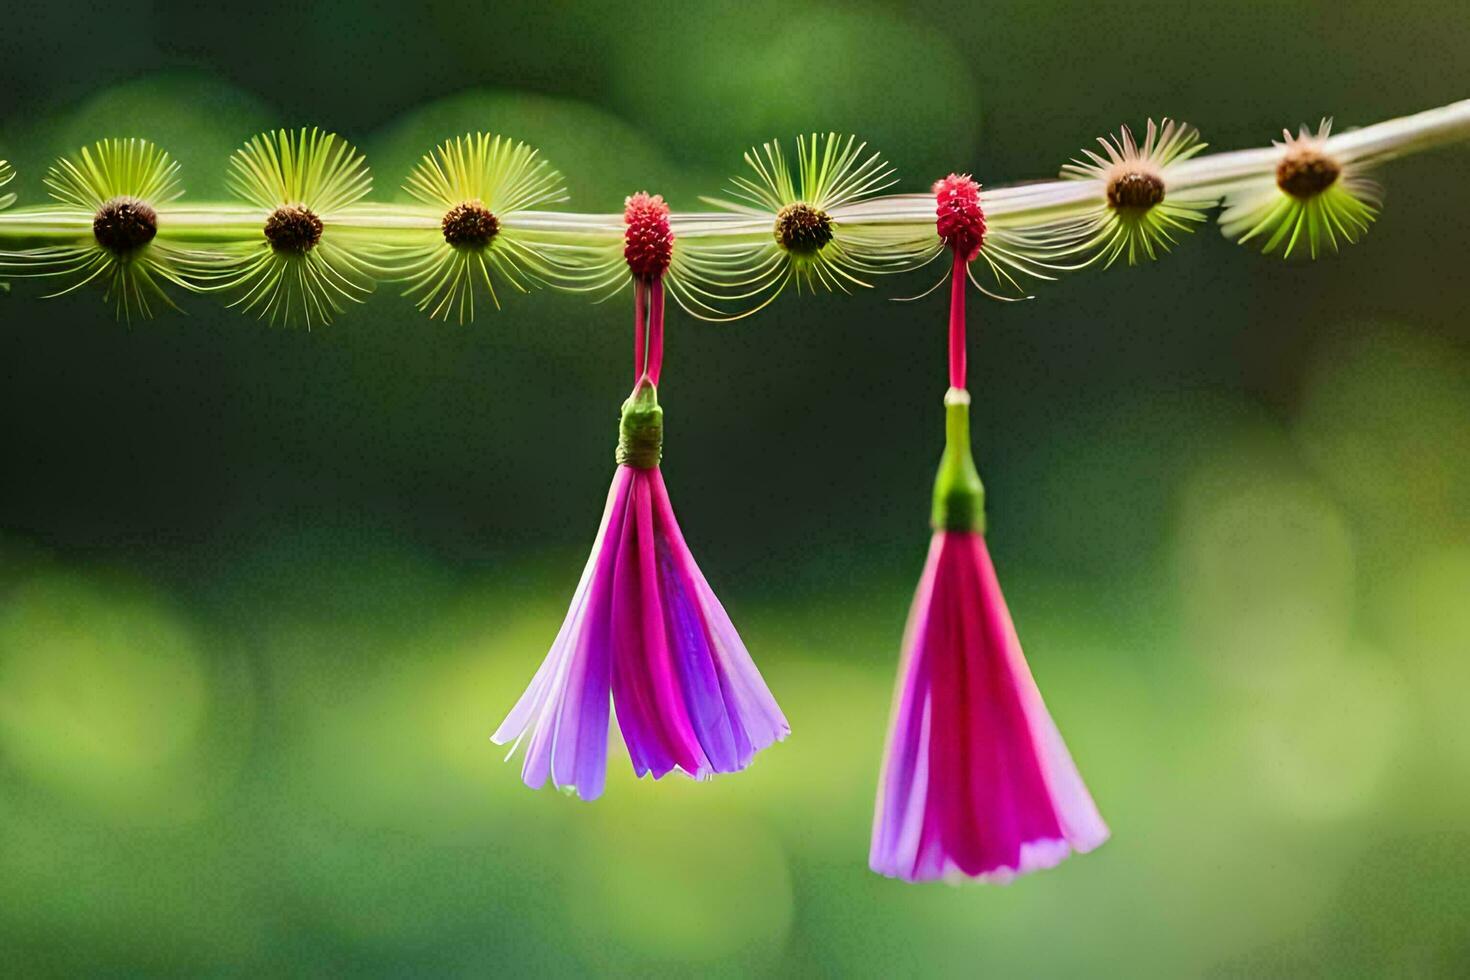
493,193 -> 788,800
870,175 -> 1107,881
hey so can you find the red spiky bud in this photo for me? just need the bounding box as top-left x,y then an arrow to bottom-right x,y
933,173 -> 986,262
624,192 -> 674,281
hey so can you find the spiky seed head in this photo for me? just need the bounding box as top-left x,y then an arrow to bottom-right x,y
624,191 -> 673,281
1219,120 -> 1378,260
396,133 -> 569,322
91,196 -> 159,255
774,202 -> 834,254
264,205 -> 324,254
1107,172 -> 1166,210
693,133 -> 924,318
1276,146 -> 1340,199
441,201 -> 500,248
933,173 -> 986,261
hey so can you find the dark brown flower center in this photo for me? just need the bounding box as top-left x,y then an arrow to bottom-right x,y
1107,172 -> 1166,210
92,196 -> 158,255
441,201 -> 500,248
1276,147 -> 1340,199
264,205 -> 324,254
774,202 -> 833,254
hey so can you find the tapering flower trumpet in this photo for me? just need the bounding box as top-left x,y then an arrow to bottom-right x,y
492,192 -> 789,799
870,176 -> 1108,882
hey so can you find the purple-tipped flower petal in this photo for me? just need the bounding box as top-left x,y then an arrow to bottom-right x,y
493,463 -> 788,800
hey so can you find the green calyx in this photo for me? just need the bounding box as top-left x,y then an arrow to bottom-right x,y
930,387 -> 986,532
615,379 -> 663,469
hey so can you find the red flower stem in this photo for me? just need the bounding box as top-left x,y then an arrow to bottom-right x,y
633,279 -> 647,381
948,251 -> 967,391
646,278 -> 666,386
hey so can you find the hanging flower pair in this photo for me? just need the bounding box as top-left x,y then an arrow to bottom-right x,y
492,192 -> 789,800
491,153 -> 1108,886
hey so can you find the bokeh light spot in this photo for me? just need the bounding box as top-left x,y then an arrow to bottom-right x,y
566,802 -> 794,965
1175,432 -> 1357,680
0,571 -> 211,821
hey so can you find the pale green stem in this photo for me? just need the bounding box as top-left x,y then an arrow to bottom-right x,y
0,98 -> 1464,250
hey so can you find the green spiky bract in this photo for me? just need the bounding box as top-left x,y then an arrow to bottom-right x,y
1222,181 -> 1379,259
1096,198 -> 1209,266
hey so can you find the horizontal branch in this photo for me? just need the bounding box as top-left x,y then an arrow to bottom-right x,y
0,98 -> 1464,323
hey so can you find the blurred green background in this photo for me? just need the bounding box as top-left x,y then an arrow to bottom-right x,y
2,1 -> 1469,975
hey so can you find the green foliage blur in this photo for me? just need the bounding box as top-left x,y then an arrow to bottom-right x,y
2,1 -> 1470,975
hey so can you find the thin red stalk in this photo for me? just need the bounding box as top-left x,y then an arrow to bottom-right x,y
646,278 -> 665,386
633,279 -> 647,381
948,252 -> 967,390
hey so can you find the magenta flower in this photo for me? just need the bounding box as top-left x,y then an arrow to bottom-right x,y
870,175 -> 1107,881
492,193 -> 788,800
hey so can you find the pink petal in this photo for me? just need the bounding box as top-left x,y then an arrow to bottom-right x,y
871,531 -> 1108,881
